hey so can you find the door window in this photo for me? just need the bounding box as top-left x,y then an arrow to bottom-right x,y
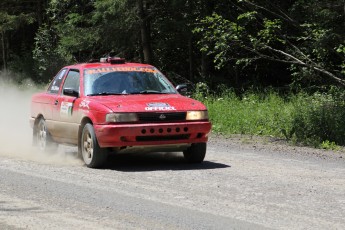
62,69 -> 80,95
48,69 -> 67,94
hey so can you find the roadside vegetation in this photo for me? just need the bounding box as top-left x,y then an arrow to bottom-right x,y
194,85 -> 345,150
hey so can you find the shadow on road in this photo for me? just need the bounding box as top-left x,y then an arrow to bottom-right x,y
102,152 -> 230,172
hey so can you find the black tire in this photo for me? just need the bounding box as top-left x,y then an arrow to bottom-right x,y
80,123 -> 108,168
34,118 -> 58,152
183,143 -> 207,163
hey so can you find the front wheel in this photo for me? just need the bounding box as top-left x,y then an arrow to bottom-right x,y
183,143 -> 207,163
80,123 -> 107,168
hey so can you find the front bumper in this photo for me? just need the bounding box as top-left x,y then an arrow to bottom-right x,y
94,121 -> 212,147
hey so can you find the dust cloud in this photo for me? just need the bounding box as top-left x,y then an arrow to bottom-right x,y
0,72 -> 81,166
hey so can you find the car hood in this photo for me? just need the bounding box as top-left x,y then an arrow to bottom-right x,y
86,94 -> 207,112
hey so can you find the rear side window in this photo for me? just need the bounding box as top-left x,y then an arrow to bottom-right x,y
48,69 -> 67,94
62,69 -> 80,94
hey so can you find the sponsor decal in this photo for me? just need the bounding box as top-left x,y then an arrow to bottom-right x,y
60,102 -> 73,116
145,107 -> 176,111
51,86 -> 59,91
79,100 -> 90,110
145,102 -> 176,111
85,67 -> 157,75
147,103 -> 169,107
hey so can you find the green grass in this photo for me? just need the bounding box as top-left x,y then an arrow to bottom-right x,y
196,88 -> 345,148
200,91 -> 293,137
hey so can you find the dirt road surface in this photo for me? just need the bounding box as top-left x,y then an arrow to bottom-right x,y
0,136 -> 344,230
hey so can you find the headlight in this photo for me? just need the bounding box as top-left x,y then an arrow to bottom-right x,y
106,113 -> 138,123
186,111 -> 208,120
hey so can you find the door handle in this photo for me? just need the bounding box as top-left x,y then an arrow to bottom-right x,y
54,100 -> 59,105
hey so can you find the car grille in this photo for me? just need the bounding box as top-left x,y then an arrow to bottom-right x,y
137,112 -> 186,123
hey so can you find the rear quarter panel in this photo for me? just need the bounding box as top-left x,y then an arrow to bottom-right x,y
31,92 -> 55,121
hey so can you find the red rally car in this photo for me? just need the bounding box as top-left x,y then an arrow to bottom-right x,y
30,57 -> 212,168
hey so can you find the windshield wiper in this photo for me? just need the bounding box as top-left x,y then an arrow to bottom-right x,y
87,92 -> 126,96
130,90 -> 168,94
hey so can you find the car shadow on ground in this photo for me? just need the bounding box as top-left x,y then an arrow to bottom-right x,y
101,152 -> 230,172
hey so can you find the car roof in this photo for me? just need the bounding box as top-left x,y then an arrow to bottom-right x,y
65,62 -> 154,70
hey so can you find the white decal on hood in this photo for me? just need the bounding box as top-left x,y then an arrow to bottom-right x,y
147,102 -> 170,107
145,102 -> 176,111
145,106 -> 176,111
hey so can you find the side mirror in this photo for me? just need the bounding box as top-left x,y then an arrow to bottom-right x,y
63,88 -> 79,98
176,84 -> 188,94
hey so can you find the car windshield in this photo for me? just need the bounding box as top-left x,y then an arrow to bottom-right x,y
84,67 -> 177,96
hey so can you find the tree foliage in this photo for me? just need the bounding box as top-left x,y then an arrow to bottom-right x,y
2,0 -> 345,89
0,0 -> 36,73
194,0 -> 345,88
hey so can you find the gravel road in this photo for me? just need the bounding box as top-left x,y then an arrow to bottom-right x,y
0,136 -> 345,230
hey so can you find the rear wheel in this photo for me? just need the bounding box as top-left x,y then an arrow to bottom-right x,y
183,143 -> 207,163
80,123 -> 107,168
34,118 -> 58,152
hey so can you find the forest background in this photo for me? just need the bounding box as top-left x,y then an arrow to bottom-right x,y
2,0 -> 345,148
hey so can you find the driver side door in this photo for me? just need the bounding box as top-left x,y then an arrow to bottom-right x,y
51,69 -> 81,144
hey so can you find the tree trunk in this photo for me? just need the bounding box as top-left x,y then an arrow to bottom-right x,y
187,0 -> 195,81
201,52 -> 208,79
200,0 -> 214,79
1,31 -> 6,72
37,0 -> 43,27
188,36 -> 194,81
138,0 -> 153,64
